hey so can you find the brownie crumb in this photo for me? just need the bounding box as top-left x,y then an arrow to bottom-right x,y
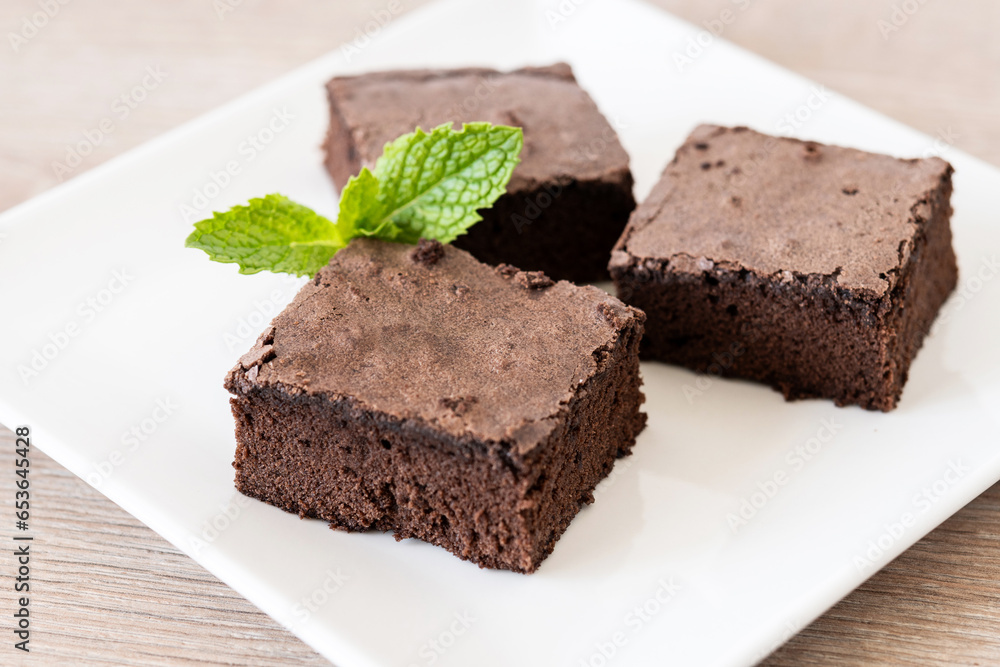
440,395 -> 478,416
495,264 -> 555,290
803,143 -> 822,161
239,343 -> 274,370
411,239 -> 446,266
496,264 -> 520,279
597,301 -> 630,327
517,271 -> 556,290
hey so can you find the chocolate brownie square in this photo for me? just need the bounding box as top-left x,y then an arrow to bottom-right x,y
609,125 -> 958,411
226,239 -> 646,573
323,63 -> 635,283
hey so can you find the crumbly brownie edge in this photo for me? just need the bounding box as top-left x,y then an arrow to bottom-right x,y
879,165 -> 958,408
228,310 -> 646,573
613,258 -> 886,408
512,307 -> 646,568
231,386 -> 538,571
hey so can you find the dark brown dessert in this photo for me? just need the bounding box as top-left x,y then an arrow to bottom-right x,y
226,239 -> 646,573
323,64 -> 635,283
610,124 -> 958,411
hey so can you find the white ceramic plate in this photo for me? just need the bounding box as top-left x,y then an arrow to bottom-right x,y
2,1 -> 999,665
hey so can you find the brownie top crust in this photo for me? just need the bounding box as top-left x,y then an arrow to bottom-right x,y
326,63 -> 631,193
611,124 -> 953,296
225,239 -> 643,453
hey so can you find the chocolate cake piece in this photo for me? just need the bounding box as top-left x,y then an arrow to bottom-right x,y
323,63 -> 635,283
610,125 -> 958,411
226,239 -> 646,573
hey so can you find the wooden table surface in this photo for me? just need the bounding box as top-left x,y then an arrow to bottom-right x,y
2,1 -> 998,665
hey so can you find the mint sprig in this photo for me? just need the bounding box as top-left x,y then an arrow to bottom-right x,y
185,122 -> 523,276
181,195 -> 345,277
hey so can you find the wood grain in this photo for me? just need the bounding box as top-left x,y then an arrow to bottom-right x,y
1,1 -> 997,665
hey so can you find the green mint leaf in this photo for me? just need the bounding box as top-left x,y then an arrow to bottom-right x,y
184,194 -> 344,276
371,122 -> 523,244
187,123 -> 523,276
334,167 -> 392,240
